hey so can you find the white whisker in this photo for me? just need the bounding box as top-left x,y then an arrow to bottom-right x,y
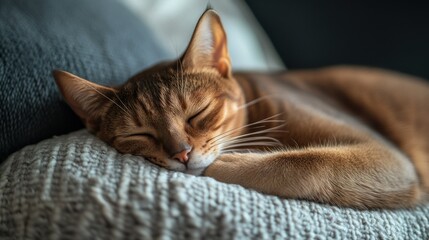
237,94 -> 282,110
223,141 -> 282,149
210,120 -> 284,144
218,124 -> 287,144
222,136 -> 282,146
208,113 -> 285,143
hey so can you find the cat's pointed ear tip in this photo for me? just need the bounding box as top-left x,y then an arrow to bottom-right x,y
205,9 -> 217,14
52,70 -> 83,85
52,70 -> 67,87
52,69 -> 70,81
203,9 -> 220,19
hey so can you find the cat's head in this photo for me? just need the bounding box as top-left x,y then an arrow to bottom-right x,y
54,10 -> 246,175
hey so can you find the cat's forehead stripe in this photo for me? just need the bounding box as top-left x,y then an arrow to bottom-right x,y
178,94 -> 187,110
130,106 -> 143,127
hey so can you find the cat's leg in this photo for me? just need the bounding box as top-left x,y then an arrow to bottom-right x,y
204,142 -> 422,209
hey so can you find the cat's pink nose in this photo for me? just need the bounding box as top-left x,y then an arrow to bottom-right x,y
172,148 -> 192,164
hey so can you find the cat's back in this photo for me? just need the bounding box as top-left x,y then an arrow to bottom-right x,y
235,65 -> 429,190
276,66 -> 429,135
235,66 -> 429,137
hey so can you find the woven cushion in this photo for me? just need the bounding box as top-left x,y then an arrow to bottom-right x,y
0,0 -> 169,160
1,130 -> 428,239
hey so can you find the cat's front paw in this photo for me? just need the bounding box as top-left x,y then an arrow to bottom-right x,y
203,154 -> 241,182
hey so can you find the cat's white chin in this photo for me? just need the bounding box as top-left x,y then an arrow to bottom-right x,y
166,152 -> 218,175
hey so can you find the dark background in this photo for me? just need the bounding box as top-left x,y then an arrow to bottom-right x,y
246,1 -> 429,79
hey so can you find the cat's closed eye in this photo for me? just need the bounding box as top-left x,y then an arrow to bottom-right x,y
187,104 -> 210,127
125,132 -> 157,141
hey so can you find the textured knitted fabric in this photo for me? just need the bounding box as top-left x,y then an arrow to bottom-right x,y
0,0 -> 169,160
0,131 -> 428,239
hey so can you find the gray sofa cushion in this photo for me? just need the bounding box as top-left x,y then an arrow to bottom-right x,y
0,0 -> 169,160
1,130 -> 428,239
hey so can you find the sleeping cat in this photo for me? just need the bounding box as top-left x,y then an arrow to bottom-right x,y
53,10 -> 429,209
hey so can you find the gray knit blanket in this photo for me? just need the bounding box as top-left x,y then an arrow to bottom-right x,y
1,130 -> 428,239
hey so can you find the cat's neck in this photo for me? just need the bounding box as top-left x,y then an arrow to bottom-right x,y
233,73 -> 280,135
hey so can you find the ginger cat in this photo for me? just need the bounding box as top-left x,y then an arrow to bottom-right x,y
54,10 -> 429,209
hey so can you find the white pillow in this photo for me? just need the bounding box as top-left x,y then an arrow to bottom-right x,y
1,130 -> 428,239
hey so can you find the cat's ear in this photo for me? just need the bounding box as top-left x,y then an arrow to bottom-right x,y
53,70 -> 116,130
181,9 -> 231,78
